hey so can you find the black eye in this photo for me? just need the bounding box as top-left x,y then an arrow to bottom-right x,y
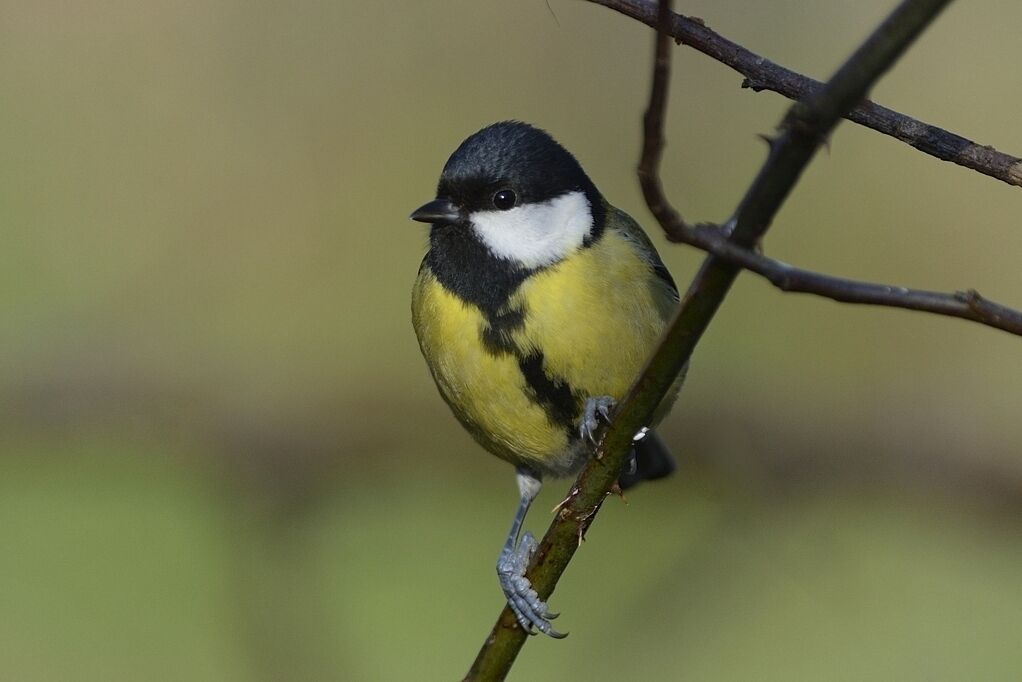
492,189 -> 517,210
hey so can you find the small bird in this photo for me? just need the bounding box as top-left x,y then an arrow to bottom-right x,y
410,121 -> 682,637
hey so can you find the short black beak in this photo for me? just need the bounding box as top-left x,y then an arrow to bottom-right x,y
410,197 -> 461,225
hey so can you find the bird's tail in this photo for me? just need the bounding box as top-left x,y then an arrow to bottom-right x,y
617,429 -> 675,491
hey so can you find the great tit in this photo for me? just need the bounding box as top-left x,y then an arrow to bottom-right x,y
410,121 -> 682,637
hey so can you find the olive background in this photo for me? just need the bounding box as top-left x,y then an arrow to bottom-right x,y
2,1 -> 1021,680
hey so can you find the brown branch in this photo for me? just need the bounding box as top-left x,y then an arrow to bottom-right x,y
588,0 -> 1022,188
669,224 -> 1022,336
637,0 -> 690,231
466,0 -> 954,679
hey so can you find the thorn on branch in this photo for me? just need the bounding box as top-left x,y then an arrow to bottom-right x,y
573,500 -> 605,546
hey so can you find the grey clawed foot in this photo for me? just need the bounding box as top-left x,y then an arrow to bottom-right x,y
496,531 -> 566,638
579,395 -> 617,444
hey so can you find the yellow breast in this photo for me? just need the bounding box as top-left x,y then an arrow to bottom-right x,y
508,228 -> 672,400
412,270 -> 571,469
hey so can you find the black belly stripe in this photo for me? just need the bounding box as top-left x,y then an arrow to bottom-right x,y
518,352 -> 580,433
480,306 -> 525,355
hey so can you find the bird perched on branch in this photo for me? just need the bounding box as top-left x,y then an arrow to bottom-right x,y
410,121 -> 682,637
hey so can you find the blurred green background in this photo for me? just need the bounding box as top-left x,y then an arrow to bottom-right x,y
2,0 -> 1021,680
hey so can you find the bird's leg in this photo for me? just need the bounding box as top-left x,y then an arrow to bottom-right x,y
579,395 -> 616,444
495,467 -> 566,638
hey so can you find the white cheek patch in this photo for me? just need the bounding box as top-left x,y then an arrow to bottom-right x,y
469,191 -> 593,268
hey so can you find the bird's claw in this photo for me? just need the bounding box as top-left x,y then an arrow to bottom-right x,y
497,531 -> 567,638
579,396 -> 616,444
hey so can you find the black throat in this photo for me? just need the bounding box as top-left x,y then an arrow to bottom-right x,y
424,222 -> 536,320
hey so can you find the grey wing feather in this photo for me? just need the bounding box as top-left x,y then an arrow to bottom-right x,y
604,204 -> 679,302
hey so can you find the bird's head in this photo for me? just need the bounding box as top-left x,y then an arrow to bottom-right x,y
411,121 -> 605,269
